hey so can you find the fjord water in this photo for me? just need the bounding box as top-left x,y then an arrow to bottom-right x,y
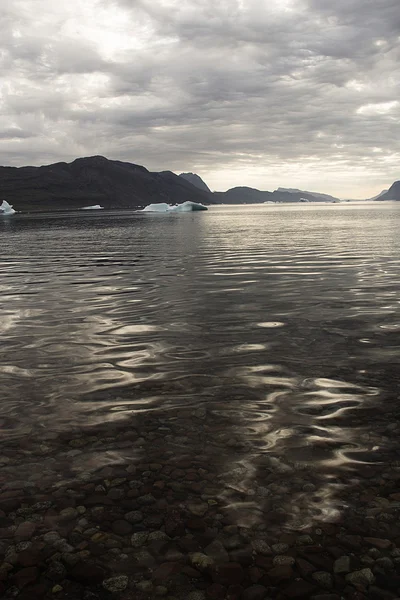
1,203 -> 400,530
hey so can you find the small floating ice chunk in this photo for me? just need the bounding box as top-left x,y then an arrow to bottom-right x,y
81,204 -> 104,210
0,200 -> 16,215
142,201 -> 207,213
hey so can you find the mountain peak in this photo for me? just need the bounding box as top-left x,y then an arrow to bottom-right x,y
179,172 -> 211,193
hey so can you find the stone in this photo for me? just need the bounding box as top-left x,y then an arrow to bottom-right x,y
148,531 -> 170,541
17,548 -> 41,567
188,503 -> 208,517
345,568 -> 375,587
190,552 -> 215,571
296,558 -> 316,578
364,537 -> 392,550
137,494 -> 156,505
251,539 -> 272,555
283,579 -> 316,598
205,540 -> 229,564
222,535 -> 244,550
102,575 -> 128,592
43,531 -> 61,544
312,571 -> 333,589
53,539 -> 74,553
273,555 -> 295,567
375,557 -> 394,571
112,520 -> 132,536
187,592 -> 206,600
10,566 -> 39,589
124,510 -> 143,523
154,586 -> 168,596
296,535 -> 314,546
272,543 -> 289,554
213,562 -> 244,586
136,580 -> 153,592
241,584 -> 268,600
229,546 -> 253,566
15,522 -> 36,541
186,517 -> 207,531
311,596 -> 341,600
107,488 -> 125,501
52,585 -> 63,593
131,531 -> 149,547
333,555 -> 351,574
152,561 -> 181,583
59,507 -> 78,521
70,561 -> 106,584
267,565 -> 294,584
45,561 -> 67,581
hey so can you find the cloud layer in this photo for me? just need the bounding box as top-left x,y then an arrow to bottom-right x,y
1,0 -> 399,196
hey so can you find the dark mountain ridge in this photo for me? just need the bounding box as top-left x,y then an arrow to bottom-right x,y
0,156 -> 212,211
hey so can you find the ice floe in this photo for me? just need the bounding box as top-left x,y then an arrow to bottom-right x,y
0,200 -> 16,215
142,201 -> 207,213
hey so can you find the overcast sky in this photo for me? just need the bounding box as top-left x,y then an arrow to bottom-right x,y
1,0 -> 399,197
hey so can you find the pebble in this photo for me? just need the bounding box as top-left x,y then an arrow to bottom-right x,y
273,555 -> 295,567
102,575 -> 129,592
312,571 -> 333,589
272,543 -> 289,554
204,540 -> 229,563
242,584 -> 269,600
112,520 -> 132,536
333,555 -> 351,574
131,532 -> 149,547
124,510 -> 143,523
52,585 -> 63,593
375,557 -> 394,570
59,507 -> 78,521
251,539 -> 272,555
345,568 -> 375,587
187,592 -> 206,600
15,522 -> 36,541
136,580 -> 154,592
189,552 -> 215,570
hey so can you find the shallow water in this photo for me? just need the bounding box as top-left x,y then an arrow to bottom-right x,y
1,202 -> 400,529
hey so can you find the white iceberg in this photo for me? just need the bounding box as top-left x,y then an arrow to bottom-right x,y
81,204 -> 104,210
142,201 -> 208,213
0,200 -> 16,215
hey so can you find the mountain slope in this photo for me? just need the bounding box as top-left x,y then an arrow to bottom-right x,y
179,172 -> 211,193
277,187 -> 340,202
374,182 -> 400,201
0,156 -> 213,210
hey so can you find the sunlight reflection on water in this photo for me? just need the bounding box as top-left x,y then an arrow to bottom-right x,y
1,204 -> 400,529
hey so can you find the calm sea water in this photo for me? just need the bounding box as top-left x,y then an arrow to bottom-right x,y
1,203 -> 400,524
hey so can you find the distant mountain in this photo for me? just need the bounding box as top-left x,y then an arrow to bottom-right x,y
0,156 -> 213,211
214,186 -> 274,204
213,186 -> 339,204
368,189 -> 388,200
373,183 -> 400,201
179,172 -> 211,193
277,187 -> 340,202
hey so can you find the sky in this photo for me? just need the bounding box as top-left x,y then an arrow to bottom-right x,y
1,0 -> 399,198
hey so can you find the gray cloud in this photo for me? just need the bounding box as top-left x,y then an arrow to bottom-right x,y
0,0 -> 399,196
